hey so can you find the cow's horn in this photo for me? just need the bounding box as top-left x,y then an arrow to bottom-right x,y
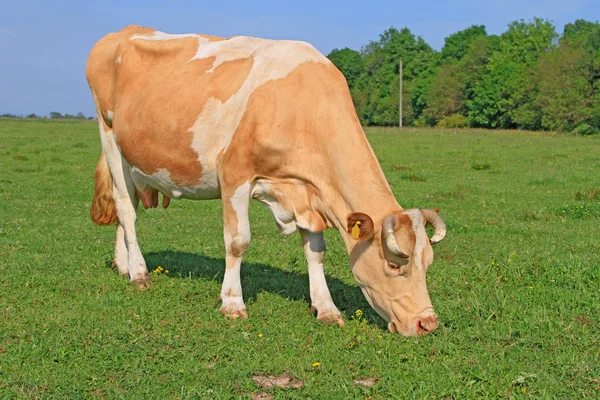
382,214 -> 409,258
421,209 -> 446,244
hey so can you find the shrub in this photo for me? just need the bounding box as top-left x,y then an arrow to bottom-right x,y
436,113 -> 469,128
413,114 -> 434,128
572,122 -> 600,136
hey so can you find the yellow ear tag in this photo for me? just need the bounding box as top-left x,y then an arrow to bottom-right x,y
351,221 -> 361,240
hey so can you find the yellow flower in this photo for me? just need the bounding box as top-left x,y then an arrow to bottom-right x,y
258,333 -> 263,339
529,286 -> 534,289
377,335 -> 382,339
165,270 -> 169,274
355,309 -> 363,316
312,362 -> 321,367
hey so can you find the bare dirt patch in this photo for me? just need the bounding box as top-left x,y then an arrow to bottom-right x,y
252,371 -> 304,390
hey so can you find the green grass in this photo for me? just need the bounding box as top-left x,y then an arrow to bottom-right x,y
1,119 -> 599,398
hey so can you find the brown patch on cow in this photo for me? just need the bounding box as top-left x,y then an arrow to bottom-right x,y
114,47 -> 253,186
396,213 -> 417,242
251,371 -> 304,390
378,212 -> 417,259
347,212 -> 375,241
87,26 -> 254,188
229,239 -> 249,258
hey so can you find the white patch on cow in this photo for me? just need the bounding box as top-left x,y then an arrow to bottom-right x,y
130,166 -> 220,200
106,110 -> 113,122
114,222 -> 128,275
188,37 -> 330,186
187,36 -> 260,72
301,230 -> 341,320
115,55 -> 122,64
130,30 -> 208,42
219,256 -> 246,313
251,181 -> 297,235
404,209 -> 427,272
230,181 -> 252,245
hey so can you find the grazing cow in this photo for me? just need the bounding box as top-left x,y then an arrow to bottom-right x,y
86,25 -> 447,336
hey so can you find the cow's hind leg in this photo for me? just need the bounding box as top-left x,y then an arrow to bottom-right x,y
98,118 -> 150,288
112,193 -> 140,275
300,229 -> 344,326
112,221 -> 129,275
219,181 -> 252,319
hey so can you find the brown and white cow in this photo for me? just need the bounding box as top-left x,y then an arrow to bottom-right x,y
86,25 -> 447,336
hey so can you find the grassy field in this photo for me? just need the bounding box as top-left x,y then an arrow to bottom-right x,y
0,119 -> 599,398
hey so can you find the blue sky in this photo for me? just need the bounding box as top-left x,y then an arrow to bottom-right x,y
1,0 -> 598,117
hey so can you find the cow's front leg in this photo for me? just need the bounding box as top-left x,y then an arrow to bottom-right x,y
300,229 -> 344,326
219,182 -> 252,319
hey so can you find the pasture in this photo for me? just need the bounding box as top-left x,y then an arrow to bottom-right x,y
0,119 -> 598,398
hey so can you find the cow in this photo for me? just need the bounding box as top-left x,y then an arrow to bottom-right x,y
86,25 -> 447,336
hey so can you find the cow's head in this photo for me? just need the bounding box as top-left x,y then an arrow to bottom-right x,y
347,208 -> 446,336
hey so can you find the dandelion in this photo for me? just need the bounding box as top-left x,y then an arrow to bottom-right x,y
377,335 -> 382,339
165,270 -> 169,274
529,286 -> 534,289
258,333 -> 263,339
312,362 -> 321,367
491,261 -> 495,265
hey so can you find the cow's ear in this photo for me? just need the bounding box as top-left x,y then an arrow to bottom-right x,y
347,212 -> 375,241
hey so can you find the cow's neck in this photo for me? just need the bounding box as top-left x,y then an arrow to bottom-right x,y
315,126 -> 401,252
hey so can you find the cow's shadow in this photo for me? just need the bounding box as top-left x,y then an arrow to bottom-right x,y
143,250 -> 385,328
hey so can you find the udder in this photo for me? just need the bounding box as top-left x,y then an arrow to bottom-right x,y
136,188 -> 171,209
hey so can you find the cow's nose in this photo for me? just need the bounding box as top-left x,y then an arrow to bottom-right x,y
416,316 -> 438,335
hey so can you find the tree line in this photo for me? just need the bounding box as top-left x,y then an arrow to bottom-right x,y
0,112 -> 94,120
328,18 -> 600,134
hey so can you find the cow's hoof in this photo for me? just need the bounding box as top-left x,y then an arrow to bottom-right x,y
220,307 -> 248,320
130,273 -> 151,290
219,295 -> 247,320
311,305 -> 345,327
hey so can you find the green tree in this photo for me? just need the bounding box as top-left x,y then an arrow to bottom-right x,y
49,112 -> 63,119
356,27 -> 438,126
327,48 -> 363,89
440,25 -> 487,64
535,20 -> 600,132
424,64 -> 462,122
467,18 -> 557,128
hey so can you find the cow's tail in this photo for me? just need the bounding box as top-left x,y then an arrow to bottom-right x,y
91,150 -> 117,225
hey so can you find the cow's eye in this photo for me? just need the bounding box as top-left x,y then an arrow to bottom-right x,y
387,261 -> 409,276
387,262 -> 400,270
